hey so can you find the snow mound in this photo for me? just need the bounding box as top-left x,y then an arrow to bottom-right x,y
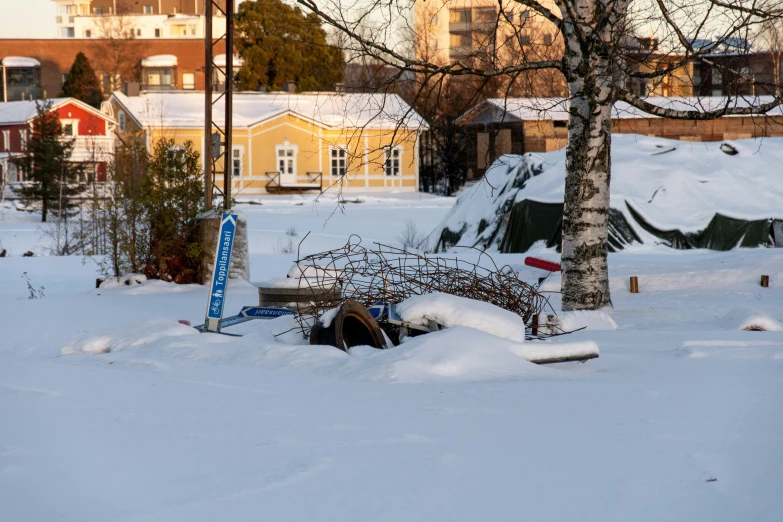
679,340 -> 783,359
396,292 -> 525,343
98,273 -> 147,289
738,315 -> 783,332
59,316 -> 587,383
559,311 -> 618,331
61,319 -> 199,355
341,327 -> 552,383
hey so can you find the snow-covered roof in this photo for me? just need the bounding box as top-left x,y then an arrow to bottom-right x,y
141,55 -> 178,67
1,56 -> 41,67
0,98 -> 69,125
111,91 -> 428,131
164,14 -> 202,21
0,98 -> 115,126
459,96 -> 783,124
213,54 -> 244,67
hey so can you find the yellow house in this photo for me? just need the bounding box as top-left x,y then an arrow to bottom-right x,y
107,90 -> 426,195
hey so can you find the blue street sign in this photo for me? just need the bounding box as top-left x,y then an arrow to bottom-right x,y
204,213 -> 238,332
239,306 -> 295,319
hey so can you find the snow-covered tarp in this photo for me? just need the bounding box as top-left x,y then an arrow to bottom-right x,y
429,135 -> 783,252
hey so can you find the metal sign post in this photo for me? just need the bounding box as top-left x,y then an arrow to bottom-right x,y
204,213 -> 239,332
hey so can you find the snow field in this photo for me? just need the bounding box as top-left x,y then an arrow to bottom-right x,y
1,192 -> 783,521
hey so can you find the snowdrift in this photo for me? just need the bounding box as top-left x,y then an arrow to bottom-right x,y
429,135 -> 783,252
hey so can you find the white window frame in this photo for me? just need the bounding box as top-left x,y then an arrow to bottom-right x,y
182,73 -> 195,90
143,5 -> 153,14
232,145 -> 243,177
2,130 -> 9,151
329,145 -> 348,177
384,145 -> 402,176
19,129 -> 27,151
118,111 -> 126,133
61,118 -> 79,136
275,141 -> 298,177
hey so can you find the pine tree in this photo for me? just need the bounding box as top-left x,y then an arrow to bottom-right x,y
60,52 -> 103,108
13,102 -> 86,223
235,0 -> 344,92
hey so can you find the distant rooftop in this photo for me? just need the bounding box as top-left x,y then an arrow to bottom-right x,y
111,91 -> 428,130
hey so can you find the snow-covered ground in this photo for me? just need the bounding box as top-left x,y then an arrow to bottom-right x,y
2,191 -> 783,521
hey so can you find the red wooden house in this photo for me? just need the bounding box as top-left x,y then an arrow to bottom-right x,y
0,97 -> 115,195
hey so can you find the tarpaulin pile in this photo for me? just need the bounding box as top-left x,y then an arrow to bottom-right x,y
428,135 -> 783,253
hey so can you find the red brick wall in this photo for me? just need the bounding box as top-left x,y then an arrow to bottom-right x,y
92,0 -> 225,15
0,39 -> 227,99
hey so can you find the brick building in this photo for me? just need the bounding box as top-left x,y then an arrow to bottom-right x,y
0,38 -> 228,101
457,97 -> 783,178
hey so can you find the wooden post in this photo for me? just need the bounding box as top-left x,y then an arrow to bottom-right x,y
530,313 -> 538,336
630,276 -> 639,294
761,275 -> 769,288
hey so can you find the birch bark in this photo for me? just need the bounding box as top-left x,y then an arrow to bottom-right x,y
557,0 -> 628,310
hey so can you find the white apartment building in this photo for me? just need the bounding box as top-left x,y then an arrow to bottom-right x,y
52,0 -> 226,39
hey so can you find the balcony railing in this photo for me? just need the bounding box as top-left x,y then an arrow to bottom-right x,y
140,84 -> 177,91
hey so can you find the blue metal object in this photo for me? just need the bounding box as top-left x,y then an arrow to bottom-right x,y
204,213 -> 238,332
239,306 -> 295,319
367,302 -> 388,319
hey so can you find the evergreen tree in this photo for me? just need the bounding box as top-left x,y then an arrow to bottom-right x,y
142,139 -> 205,283
60,52 -> 103,108
235,0 -> 344,92
13,102 -> 86,223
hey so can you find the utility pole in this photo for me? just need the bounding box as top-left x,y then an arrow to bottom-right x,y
204,0 -> 233,211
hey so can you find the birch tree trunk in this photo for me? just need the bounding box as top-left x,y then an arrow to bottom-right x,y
558,0 -> 627,310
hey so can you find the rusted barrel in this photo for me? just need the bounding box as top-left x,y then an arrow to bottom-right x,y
256,282 -> 342,312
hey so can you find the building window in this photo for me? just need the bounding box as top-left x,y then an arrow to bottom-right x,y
94,7 -> 105,14
58,27 -> 75,38
543,33 -> 553,46
144,5 -> 153,14
232,148 -> 242,176
450,33 -> 471,49
154,28 -> 161,37
85,29 -> 91,38
61,120 -> 78,136
330,147 -> 347,176
384,146 -> 401,176
2,130 -> 9,151
143,68 -> 174,89
137,28 -> 142,36
118,111 -> 126,133
449,8 -> 471,24
474,7 -> 496,23
276,143 -> 297,176
19,130 -> 27,150
182,73 -> 195,90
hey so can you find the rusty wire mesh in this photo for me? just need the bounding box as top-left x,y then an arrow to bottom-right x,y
291,236 -> 549,338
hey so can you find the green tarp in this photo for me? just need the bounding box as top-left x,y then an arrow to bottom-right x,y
500,199 -> 775,253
